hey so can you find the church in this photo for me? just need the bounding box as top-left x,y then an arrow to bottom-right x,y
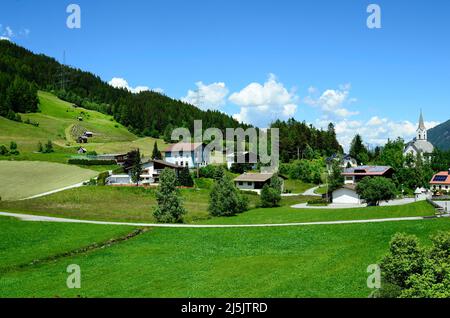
403,111 -> 434,157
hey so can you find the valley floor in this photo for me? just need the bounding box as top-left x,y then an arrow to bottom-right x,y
0,215 -> 448,298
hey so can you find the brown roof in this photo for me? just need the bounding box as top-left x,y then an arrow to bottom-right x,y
234,173 -> 274,183
164,142 -> 204,152
342,165 -> 393,176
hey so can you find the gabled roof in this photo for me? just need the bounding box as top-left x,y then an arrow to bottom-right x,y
234,173 -> 287,182
164,142 -> 204,152
342,165 -> 393,176
124,159 -> 182,171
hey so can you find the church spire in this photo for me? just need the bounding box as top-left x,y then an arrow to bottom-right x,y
418,109 -> 426,130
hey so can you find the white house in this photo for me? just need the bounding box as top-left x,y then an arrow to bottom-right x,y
164,142 -> 209,169
234,173 -> 286,193
226,151 -> 258,170
429,169 -> 450,192
106,159 -> 182,185
326,154 -> 357,172
404,111 -> 434,157
331,184 -> 361,204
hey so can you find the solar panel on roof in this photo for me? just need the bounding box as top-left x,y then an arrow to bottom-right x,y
433,176 -> 448,182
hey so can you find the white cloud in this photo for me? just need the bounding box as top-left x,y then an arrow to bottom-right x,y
229,73 -> 298,126
0,36 -> 10,41
182,81 -> 229,110
108,77 -> 163,94
305,84 -> 359,118
319,117 -> 440,152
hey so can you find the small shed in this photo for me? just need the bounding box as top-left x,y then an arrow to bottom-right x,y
234,173 -> 286,192
84,132 -> 93,137
77,147 -> 87,154
77,136 -> 88,144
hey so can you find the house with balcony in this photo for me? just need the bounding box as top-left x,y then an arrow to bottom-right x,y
164,142 -> 209,168
106,159 -> 182,186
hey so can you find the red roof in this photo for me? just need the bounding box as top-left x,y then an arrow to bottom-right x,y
430,171 -> 450,185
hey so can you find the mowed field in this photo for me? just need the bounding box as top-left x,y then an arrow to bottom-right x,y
0,161 -> 98,200
0,216 -> 449,298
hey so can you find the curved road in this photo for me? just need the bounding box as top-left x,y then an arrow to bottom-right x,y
0,211 -> 432,228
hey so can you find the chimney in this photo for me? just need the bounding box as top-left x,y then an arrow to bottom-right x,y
448,168 -> 450,175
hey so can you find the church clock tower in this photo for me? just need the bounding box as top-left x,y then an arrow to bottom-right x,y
416,110 -> 427,141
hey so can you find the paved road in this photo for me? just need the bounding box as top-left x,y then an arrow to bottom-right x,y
0,211 -> 431,228
302,186 -> 322,197
20,182 -> 87,201
292,198 -> 419,209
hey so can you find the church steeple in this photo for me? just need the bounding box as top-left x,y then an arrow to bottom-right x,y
417,110 -> 427,141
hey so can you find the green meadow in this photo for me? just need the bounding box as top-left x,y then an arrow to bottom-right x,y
0,216 -> 449,298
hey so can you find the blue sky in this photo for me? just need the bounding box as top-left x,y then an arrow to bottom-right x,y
1,0 -> 449,149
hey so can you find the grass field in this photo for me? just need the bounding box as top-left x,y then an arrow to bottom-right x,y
0,161 -> 98,200
284,179 -> 316,193
0,217 -> 134,273
0,216 -> 449,298
0,91 -> 167,161
0,185 -> 435,224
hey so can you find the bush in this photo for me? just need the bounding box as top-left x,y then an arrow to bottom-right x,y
0,145 -> 9,156
260,175 -> 282,207
43,140 -> 54,153
356,177 -> 397,206
209,174 -> 248,216
68,159 -> 117,166
9,141 -> 19,155
97,171 -> 110,186
282,159 -> 324,184
178,167 -> 194,187
199,165 -> 226,180
376,232 -> 450,298
307,198 -> 328,206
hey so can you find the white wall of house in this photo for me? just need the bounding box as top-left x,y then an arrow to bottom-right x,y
344,176 -> 355,184
332,188 -> 361,204
235,181 -> 255,190
165,152 -> 197,168
107,175 -> 131,185
404,145 -> 417,157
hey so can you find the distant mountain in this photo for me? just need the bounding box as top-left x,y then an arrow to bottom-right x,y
429,119 -> 450,150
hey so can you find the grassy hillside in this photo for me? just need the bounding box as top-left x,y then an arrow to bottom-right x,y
0,91 -> 168,161
0,217 -> 448,297
0,161 -> 98,200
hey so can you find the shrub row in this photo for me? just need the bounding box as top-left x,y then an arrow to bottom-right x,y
68,159 -> 117,166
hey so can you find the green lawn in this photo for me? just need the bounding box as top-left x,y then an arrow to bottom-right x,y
200,200 -> 436,225
0,161 -> 98,200
314,185 -> 328,195
0,217 -> 449,297
284,179 -> 316,193
0,217 -> 135,273
0,185 -> 435,225
0,186 -> 264,223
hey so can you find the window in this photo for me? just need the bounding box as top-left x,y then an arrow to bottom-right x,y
238,181 -> 244,186
185,162 -> 188,166
180,162 -> 184,166
175,161 -> 178,166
